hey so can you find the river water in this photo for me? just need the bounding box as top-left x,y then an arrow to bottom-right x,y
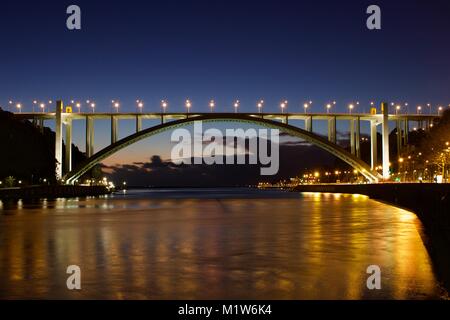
0,188 -> 444,299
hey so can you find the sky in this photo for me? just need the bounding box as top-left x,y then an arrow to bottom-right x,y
1,0 -> 449,184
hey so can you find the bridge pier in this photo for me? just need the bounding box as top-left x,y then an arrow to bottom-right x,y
111,116 -> 118,144
327,117 -> 336,143
38,118 -> 44,133
65,118 -> 72,174
350,119 -> 355,155
305,116 -> 312,132
370,120 -> 378,170
355,117 -> 361,159
55,101 -> 63,181
403,118 -> 409,145
86,116 -> 94,157
381,102 -> 390,179
396,119 -> 402,158
136,115 -> 142,132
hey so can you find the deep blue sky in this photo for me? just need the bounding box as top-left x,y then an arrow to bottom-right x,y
1,0 -> 450,113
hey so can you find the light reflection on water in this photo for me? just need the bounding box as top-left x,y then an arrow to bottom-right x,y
0,188 -> 442,299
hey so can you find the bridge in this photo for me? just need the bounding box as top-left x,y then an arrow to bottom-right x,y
13,101 -> 441,184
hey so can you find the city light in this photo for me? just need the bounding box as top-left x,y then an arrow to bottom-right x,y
417,106 -> 422,114
326,103 -> 332,113
234,100 -> 240,113
209,100 -> 215,112
76,102 -> 81,113
113,101 -> 120,113
40,103 -> 45,112
90,103 -> 96,113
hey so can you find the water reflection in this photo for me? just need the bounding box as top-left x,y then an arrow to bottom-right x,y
0,189 -> 442,299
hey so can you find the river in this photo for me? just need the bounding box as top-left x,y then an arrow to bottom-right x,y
0,188 -> 444,299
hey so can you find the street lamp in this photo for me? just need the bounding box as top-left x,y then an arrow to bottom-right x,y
417,106 -> 422,114
395,105 -> 401,115
257,100 -> 264,113
280,100 -> 287,114
16,103 -> 22,113
209,100 -> 215,112
427,103 -> 431,114
326,103 -> 332,114
76,102 -> 81,113
113,101 -> 120,113
136,100 -> 144,113
33,100 -> 37,113
185,99 -> 192,113
90,103 -> 96,113
234,100 -> 239,113
161,100 -> 168,113
303,103 -> 309,114
438,106 -> 443,115
40,103 -> 45,113
348,104 -> 354,114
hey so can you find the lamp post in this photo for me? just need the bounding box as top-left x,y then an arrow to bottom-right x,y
280,100 -> 287,114
161,100 -> 167,113
396,105 -> 401,115
113,101 -> 120,113
90,103 -> 96,113
303,103 -> 309,114
438,106 -> 443,116
234,100 -> 239,113
40,103 -> 45,113
257,100 -> 264,114
16,103 -> 22,113
348,104 -> 354,114
33,100 -> 37,113
417,106 -> 422,115
76,102 -> 81,113
185,99 -> 191,114
136,100 -> 144,113
326,103 -> 332,114
427,103 -> 431,114
209,100 -> 215,113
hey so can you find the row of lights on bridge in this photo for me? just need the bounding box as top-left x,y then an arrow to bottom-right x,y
5,99 -> 449,115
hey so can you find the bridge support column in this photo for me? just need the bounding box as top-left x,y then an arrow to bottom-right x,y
403,117 -> 409,146
396,119 -> 402,158
65,118 -> 72,174
86,116 -> 94,157
38,118 -> 44,133
111,116 -> 118,144
381,102 -> 390,179
136,115 -> 142,133
350,119 -> 355,155
370,120 -> 378,170
327,117 -> 336,143
55,100 -> 63,181
355,117 -> 361,158
305,116 -> 312,132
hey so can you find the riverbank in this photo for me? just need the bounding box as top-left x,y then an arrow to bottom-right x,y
292,183 -> 450,295
0,185 -> 111,199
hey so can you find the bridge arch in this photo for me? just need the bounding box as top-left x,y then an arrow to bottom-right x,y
64,114 -> 382,184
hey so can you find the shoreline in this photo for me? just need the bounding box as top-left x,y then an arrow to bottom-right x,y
0,185 -> 111,200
